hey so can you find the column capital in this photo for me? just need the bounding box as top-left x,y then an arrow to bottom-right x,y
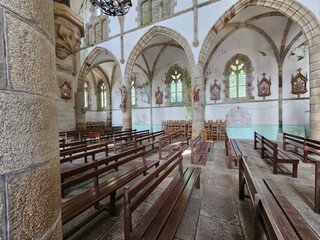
54,2 -> 84,60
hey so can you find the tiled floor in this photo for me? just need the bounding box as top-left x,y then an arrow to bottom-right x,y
63,139 -> 320,240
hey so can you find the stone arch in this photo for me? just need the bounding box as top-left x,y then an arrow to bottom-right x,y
198,0 -> 320,66
124,26 -> 195,79
198,0 -> 320,139
76,46 -> 121,129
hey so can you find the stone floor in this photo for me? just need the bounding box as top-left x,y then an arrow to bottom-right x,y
63,139 -> 320,240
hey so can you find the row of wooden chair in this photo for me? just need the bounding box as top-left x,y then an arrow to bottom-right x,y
86,121 -> 108,130
161,119 -> 227,140
161,120 -> 191,137
203,120 -> 227,141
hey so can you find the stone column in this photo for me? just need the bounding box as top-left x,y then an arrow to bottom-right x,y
310,50 -> 320,139
54,2 -> 84,131
122,77 -> 132,130
192,64 -> 205,137
0,0 -> 62,239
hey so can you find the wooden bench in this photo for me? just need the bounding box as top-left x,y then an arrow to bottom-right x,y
134,130 -> 165,152
190,134 -> 211,165
254,131 -> 263,150
260,135 -> 299,177
61,146 -> 159,237
113,130 -> 150,153
123,150 -> 201,240
239,157 -> 318,239
283,132 -> 306,159
60,142 -> 109,164
226,138 -> 247,169
158,134 -> 182,160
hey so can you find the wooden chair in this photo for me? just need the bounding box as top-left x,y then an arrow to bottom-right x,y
211,120 -> 219,140
219,120 -> 226,140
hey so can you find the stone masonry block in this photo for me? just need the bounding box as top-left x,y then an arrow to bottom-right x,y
7,160 -> 61,239
6,14 -> 57,98
0,91 -> 59,173
1,0 -> 55,39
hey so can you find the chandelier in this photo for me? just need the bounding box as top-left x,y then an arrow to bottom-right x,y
90,0 -> 132,17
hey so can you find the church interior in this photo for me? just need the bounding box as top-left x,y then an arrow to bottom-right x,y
2,0 -> 320,239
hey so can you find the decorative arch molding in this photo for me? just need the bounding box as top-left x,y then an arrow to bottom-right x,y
76,46 -> 120,130
78,46 -> 120,88
124,26 -> 195,79
198,0 -> 320,66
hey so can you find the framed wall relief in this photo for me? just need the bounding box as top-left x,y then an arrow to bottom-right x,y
257,73 -> 271,100
210,79 -> 221,102
291,68 -> 308,97
60,81 -> 72,99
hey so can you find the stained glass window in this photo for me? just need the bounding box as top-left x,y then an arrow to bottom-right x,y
170,70 -> 182,103
100,82 -> 106,108
131,79 -> 136,105
229,59 -> 247,98
84,81 -> 89,108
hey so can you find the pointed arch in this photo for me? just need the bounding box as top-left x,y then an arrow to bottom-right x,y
124,26 -> 195,79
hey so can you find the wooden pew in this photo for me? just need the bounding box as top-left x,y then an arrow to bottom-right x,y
113,130 -> 150,153
123,150 -> 201,240
254,131 -> 263,150
190,134 -> 211,165
283,132 -> 306,159
260,135 -> 299,177
282,133 -> 320,214
60,142 -> 109,164
134,130 -> 165,152
61,146 -> 159,237
239,157 -> 319,239
226,134 -> 247,169
158,134 -> 182,160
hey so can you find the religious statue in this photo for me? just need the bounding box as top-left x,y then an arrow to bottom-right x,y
193,84 -> 200,102
155,86 -> 163,106
257,73 -> 271,100
119,85 -> 127,111
210,79 -> 221,102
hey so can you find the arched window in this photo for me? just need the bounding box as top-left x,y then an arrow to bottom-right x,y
170,71 -> 182,103
224,54 -> 254,101
84,81 -> 89,108
165,64 -> 187,105
100,83 -> 106,108
131,78 -> 136,106
229,60 -> 246,98
98,80 -> 107,110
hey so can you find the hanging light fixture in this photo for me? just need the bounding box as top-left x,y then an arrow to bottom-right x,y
90,0 -> 132,17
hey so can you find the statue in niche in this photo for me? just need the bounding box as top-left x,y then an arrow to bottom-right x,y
210,79 -> 221,102
60,81 -> 71,99
257,73 -> 271,100
155,86 -> 163,106
119,85 -> 127,111
291,67 -> 308,98
193,84 -> 200,102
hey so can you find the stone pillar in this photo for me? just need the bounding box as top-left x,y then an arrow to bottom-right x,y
310,50 -> 320,139
54,2 -> 84,131
0,0 -> 62,239
122,77 -> 132,130
75,76 -> 86,130
192,64 -> 205,137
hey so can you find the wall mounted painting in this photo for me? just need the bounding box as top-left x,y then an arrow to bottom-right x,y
291,68 -> 308,98
257,73 -> 271,100
210,79 -> 221,103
